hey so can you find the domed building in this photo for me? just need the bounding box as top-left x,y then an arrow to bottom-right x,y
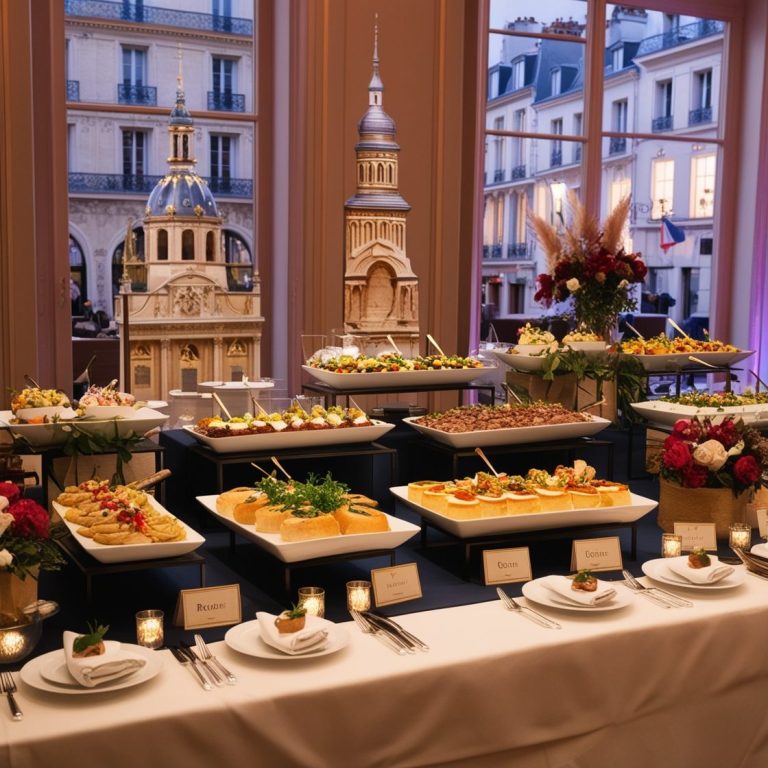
115,69 -> 263,400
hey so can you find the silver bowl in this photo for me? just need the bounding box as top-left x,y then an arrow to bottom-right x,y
0,600 -> 59,665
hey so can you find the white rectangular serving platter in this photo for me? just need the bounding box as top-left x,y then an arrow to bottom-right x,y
0,407 -> 169,447
401,414 -> 611,448
390,486 -> 656,538
53,495 -> 205,563
622,349 -> 753,373
302,364 -> 492,390
182,420 -> 395,454
196,494 -> 419,563
630,400 -> 768,427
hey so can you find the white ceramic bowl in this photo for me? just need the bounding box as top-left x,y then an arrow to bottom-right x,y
82,404 -> 138,420
563,341 -> 608,353
514,343 -> 551,356
14,405 -> 73,422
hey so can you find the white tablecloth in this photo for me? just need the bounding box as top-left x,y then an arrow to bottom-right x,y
3,571 -> 768,768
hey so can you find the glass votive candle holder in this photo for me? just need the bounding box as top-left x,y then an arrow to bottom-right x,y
297,587 -> 325,618
661,533 -> 683,558
346,580 -> 372,612
135,610 -> 164,649
729,523 -> 752,551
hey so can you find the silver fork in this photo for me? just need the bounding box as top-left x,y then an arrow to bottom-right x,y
350,610 -> 409,655
622,569 -> 693,608
194,634 -> 236,684
179,642 -> 223,687
169,646 -> 211,690
1,671 -> 23,720
496,587 -> 562,629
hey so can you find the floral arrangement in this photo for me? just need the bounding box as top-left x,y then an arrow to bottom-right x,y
530,193 -> 647,336
0,482 -> 65,579
660,417 -> 768,494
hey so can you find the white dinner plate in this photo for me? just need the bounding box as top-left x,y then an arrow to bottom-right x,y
522,578 -> 632,612
20,644 -> 162,695
301,364 -> 491,390
630,400 -> 768,428
53,495 -> 205,564
401,413 -> 611,449
641,556 -> 746,590
182,419 -> 395,454
750,543 -> 768,557
224,619 -> 349,660
197,495 -> 419,563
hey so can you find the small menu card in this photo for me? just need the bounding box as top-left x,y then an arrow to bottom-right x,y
482,547 -> 532,585
756,509 -> 768,539
570,536 -> 623,572
173,584 -> 242,629
371,563 -> 422,607
673,522 -> 717,552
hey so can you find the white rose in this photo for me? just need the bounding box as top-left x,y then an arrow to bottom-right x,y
727,440 -> 745,457
692,439 -> 728,471
0,511 -> 13,536
566,278 -> 580,292
0,548 -> 13,568
618,279 -> 629,289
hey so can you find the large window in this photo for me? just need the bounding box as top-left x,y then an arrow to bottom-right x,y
210,134 -> 233,189
121,46 -> 145,87
691,153 -> 716,218
122,130 -> 146,177
651,158 -> 675,219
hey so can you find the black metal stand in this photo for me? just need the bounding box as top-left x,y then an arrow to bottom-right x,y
301,381 -> 496,407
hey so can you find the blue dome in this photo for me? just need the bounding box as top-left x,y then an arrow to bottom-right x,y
146,172 -> 219,218
358,105 -> 396,136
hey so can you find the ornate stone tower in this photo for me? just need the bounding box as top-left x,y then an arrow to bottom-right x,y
116,62 -> 263,400
343,24 -> 419,355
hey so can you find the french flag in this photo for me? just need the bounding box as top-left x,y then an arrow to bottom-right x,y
660,216 -> 686,252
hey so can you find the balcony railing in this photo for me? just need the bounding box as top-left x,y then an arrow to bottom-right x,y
636,19 -> 724,57
689,106 -> 713,126
573,146 -> 582,163
482,245 -> 504,259
67,80 -> 80,101
207,91 -> 246,112
608,137 -> 627,155
69,172 -> 253,198
493,169 -> 504,183
117,84 -> 157,106
550,149 -> 562,167
511,164 -> 526,179
652,115 -> 673,132
64,0 -> 253,36
507,243 -> 529,260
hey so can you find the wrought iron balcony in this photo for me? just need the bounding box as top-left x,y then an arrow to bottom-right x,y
689,106 -> 713,126
64,0 -> 253,37
117,84 -> 157,106
493,169 -> 504,183
636,19 -> 724,57
66,80 -> 80,101
207,91 -> 246,112
482,244 -> 503,259
550,149 -> 562,167
507,243 -> 529,260
652,115 -> 673,132
511,164 -> 526,179
608,137 -> 627,155
69,172 -> 253,198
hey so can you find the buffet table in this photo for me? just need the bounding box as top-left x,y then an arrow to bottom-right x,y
4,571 -> 768,768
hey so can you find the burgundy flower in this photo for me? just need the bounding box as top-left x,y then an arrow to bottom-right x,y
681,463 -> 709,488
663,439 -> 693,471
8,498 -> 51,539
631,259 -> 648,280
0,481 -> 20,504
672,419 -> 702,441
706,419 -> 740,449
733,455 -> 761,486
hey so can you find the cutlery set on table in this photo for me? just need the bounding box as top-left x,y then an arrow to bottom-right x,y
349,610 -> 429,654
169,635 -> 237,690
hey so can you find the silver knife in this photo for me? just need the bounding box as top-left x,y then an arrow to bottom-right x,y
363,612 -> 430,651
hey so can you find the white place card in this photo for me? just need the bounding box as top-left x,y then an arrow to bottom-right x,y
756,509 -> 768,539
371,563 -> 422,607
482,547 -> 532,585
570,536 -> 623,573
173,584 -> 242,630
673,522 -> 717,552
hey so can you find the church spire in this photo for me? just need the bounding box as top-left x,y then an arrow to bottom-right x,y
168,44 -> 195,168
368,16 -> 383,106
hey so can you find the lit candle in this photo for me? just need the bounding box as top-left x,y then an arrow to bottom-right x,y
346,580 -> 372,612
729,523 -> 752,551
661,533 -> 683,558
135,610 -> 164,649
0,631 -> 26,659
297,587 -> 325,618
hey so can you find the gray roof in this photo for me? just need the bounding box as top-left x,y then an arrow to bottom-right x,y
146,172 -> 219,218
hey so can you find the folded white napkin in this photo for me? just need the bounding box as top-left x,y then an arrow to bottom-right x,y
666,555 -> 734,584
63,632 -> 146,688
256,612 -> 330,655
539,575 -> 617,606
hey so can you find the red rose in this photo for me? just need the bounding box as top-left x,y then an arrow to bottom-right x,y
681,463 -> 709,488
663,440 -> 693,471
8,498 -> 51,539
673,419 -> 702,441
534,274 -> 554,305
733,455 -> 761,485
706,419 -> 740,449
631,259 -> 648,281
0,481 -> 20,503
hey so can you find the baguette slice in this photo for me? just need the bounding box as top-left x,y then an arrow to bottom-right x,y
254,504 -> 290,532
333,504 -> 389,534
233,494 -> 269,524
217,487 -> 257,517
279,512 -> 341,541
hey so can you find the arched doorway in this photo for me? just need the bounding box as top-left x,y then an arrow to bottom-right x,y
69,235 -> 86,315
111,226 -> 146,298
222,229 -> 253,291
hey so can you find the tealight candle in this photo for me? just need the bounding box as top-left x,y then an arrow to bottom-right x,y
346,580 -> 372,612
297,587 -> 325,618
135,610 -> 164,649
661,533 -> 683,558
0,630 -> 26,660
729,523 -> 752,551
